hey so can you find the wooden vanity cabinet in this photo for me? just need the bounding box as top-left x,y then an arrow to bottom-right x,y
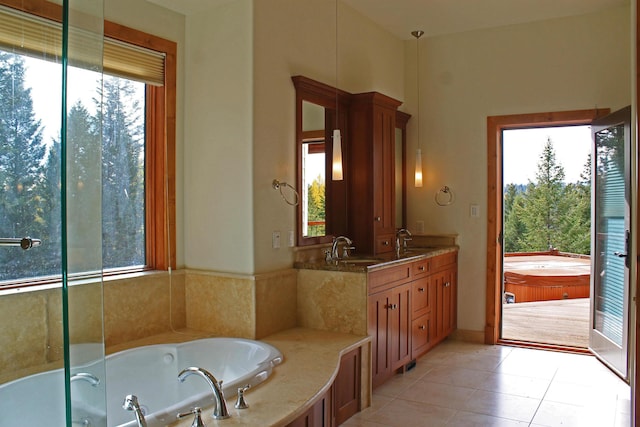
348,92 -> 402,255
286,387 -> 333,427
368,251 -> 458,388
368,265 -> 412,388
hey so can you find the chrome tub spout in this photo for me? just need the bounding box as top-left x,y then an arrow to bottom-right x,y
178,367 -> 230,420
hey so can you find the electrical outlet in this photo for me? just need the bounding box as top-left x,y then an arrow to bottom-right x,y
272,231 -> 281,249
470,204 -> 480,218
416,220 -> 425,234
288,230 -> 295,247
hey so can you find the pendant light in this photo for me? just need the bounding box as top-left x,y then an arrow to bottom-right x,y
412,30 -> 424,188
332,0 -> 343,181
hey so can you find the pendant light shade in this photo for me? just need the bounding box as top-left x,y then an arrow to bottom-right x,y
332,0 -> 343,181
412,30 -> 424,188
414,148 -> 423,187
332,129 -> 343,180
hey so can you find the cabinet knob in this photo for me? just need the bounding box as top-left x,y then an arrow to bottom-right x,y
419,325 -> 426,330
418,266 -> 425,271
418,287 -> 425,292
375,216 -> 382,222
444,282 -> 451,287
386,303 -> 398,310
382,240 -> 390,246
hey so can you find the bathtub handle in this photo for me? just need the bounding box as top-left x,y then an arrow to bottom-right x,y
177,407 -> 205,427
234,384 -> 251,409
0,237 -> 42,250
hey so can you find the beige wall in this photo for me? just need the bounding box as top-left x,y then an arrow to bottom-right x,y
252,0 -> 404,273
404,5 -> 632,333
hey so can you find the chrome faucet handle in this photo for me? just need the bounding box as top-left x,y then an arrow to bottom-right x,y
342,246 -> 355,258
234,384 -> 251,409
177,407 -> 205,427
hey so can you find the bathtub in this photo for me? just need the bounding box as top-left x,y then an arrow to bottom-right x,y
0,337 -> 283,427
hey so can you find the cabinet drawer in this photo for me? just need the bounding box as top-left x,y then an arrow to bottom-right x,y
412,258 -> 431,277
431,252 -> 457,271
375,234 -> 395,254
368,264 -> 411,293
412,313 -> 432,356
411,276 -> 431,317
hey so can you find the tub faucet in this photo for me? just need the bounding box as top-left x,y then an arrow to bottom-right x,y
178,367 -> 230,420
396,228 -> 413,256
331,236 -> 354,260
70,372 -> 100,387
122,395 -> 147,427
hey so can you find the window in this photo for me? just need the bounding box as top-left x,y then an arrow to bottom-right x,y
0,0 -> 176,287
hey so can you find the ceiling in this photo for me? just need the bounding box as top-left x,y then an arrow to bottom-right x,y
342,0 -> 629,39
147,0 -> 628,39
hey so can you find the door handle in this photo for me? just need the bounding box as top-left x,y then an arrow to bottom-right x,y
613,251 -> 627,258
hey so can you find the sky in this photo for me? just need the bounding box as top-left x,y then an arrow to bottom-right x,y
502,125 -> 592,185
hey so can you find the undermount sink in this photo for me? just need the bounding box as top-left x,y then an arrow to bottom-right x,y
338,258 -> 382,265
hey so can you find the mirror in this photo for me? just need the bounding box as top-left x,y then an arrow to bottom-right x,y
293,76 -> 349,246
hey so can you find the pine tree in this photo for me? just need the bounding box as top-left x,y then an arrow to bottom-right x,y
503,184 -> 527,252
520,138 -> 566,251
307,175 -> 326,236
97,76 -> 144,268
0,53 -> 47,280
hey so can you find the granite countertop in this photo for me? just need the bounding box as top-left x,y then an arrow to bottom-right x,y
131,328 -> 370,427
294,245 -> 459,273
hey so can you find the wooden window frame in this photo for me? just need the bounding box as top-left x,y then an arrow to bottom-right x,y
0,0 -> 176,282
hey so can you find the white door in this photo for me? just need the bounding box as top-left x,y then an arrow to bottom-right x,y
590,106 -> 631,381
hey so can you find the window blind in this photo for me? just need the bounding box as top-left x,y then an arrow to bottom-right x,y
0,4 -> 165,86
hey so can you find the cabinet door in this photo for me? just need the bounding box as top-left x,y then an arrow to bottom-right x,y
411,312 -> 433,357
389,284 -> 411,371
435,268 -> 454,341
286,387 -> 333,427
335,348 -> 361,426
372,106 -> 396,253
368,291 -> 391,387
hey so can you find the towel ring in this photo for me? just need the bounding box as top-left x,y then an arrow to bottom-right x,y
272,179 -> 299,206
435,186 -> 454,206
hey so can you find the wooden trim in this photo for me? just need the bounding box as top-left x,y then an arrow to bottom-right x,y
498,339 -> 591,355
0,0 -> 177,271
485,109 -> 609,345
396,111 -> 411,229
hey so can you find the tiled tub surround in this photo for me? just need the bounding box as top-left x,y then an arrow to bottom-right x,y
0,268 -> 299,385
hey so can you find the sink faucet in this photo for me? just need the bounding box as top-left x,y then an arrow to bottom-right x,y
395,228 -> 413,256
122,394 -> 148,427
330,236 -> 354,260
178,367 -> 230,420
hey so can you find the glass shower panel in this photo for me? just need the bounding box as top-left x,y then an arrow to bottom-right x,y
64,0 -> 105,425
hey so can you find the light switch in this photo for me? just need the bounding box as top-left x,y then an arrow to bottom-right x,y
470,204 -> 480,218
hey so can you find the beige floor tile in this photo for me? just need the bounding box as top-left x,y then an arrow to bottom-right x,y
359,398 -> 456,427
447,410 -> 530,426
479,371 -> 551,399
397,380 -> 475,410
462,389 -> 540,422
421,364 -> 492,388
532,400 -> 616,427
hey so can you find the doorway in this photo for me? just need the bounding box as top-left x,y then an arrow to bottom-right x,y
485,108 -> 608,347
501,125 -> 592,349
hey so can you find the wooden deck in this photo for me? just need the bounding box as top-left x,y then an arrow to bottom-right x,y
502,298 -> 590,348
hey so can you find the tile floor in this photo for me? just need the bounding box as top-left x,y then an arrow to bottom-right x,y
344,339 -> 631,427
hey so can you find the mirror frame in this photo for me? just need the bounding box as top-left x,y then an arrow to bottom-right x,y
396,110 -> 410,229
292,76 -> 351,246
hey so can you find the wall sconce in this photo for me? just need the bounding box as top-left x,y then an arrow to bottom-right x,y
414,148 -> 423,187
